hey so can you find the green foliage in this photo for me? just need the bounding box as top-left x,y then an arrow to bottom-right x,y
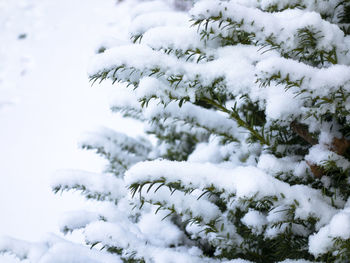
84,0 -> 350,262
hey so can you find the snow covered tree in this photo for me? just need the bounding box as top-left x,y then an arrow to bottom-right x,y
2,0 -> 350,262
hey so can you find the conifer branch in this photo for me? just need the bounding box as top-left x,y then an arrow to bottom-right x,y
201,97 -> 270,146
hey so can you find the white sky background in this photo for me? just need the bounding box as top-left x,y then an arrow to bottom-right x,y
0,0 -> 141,242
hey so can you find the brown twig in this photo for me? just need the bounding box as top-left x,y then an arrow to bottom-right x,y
306,161 -> 324,178
290,121 -> 317,145
291,121 -> 350,178
331,137 -> 350,156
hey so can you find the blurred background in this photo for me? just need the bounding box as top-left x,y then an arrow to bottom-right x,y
0,0 -> 141,242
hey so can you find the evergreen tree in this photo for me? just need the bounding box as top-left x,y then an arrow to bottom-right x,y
2,0 -> 350,262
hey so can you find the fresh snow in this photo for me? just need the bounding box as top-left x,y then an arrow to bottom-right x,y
0,0 -> 142,243
2,0 -> 350,262
126,160 -> 338,228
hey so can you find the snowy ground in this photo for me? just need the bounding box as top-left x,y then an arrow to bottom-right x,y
0,0 -> 140,243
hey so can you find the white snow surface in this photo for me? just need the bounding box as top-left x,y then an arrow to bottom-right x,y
0,0 -> 142,244
309,203 -> 350,256
241,209 -> 267,234
0,234 -> 122,263
126,160 -> 337,228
